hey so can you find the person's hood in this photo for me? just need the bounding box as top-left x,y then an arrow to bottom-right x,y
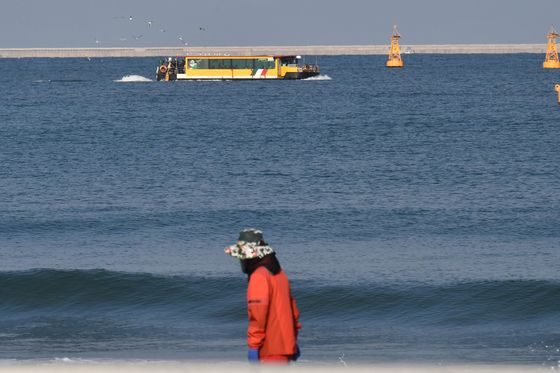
241,253 -> 282,277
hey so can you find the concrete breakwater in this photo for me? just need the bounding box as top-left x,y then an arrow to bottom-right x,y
0,44 -> 546,58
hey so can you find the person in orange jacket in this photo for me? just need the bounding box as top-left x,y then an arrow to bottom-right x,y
225,229 -> 301,364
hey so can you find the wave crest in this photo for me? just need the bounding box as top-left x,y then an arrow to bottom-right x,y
1,270 -> 559,327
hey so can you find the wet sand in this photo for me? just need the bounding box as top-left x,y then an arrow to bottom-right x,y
0,361 -> 551,373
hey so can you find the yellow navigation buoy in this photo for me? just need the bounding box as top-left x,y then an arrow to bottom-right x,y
386,25 -> 404,68
544,26 -> 560,69
555,84 -> 560,104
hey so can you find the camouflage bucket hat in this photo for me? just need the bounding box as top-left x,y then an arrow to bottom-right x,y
225,229 -> 274,260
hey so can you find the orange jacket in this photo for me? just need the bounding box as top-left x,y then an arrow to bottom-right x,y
247,266 -> 301,357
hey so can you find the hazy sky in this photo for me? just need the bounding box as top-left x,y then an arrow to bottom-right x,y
1,0 -> 559,48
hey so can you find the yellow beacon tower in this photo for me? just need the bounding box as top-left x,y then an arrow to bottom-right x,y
544,26 -> 560,69
386,25 -> 404,68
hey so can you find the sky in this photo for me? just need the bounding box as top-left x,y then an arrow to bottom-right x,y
0,0 -> 559,48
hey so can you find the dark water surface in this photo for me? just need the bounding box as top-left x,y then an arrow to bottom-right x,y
1,55 -> 559,364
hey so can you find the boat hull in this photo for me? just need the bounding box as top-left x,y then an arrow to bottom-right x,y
157,71 -> 320,81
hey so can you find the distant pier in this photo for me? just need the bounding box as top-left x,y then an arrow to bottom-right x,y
0,44 -> 546,58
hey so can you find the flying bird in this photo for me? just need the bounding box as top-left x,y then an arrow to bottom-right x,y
178,36 -> 188,46
133,34 -> 144,40
129,16 -> 133,22
199,27 -> 206,31
159,28 -> 166,33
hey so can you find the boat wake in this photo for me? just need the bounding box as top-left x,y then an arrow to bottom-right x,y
33,79 -> 89,83
114,75 -> 153,83
304,74 -> 332,81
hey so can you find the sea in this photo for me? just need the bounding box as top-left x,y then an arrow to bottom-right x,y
0,54 -> 559,367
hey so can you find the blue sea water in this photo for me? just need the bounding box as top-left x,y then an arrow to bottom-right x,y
0,55 -> 559,365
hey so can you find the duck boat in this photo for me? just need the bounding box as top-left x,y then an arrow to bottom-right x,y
156,55 -> 319,81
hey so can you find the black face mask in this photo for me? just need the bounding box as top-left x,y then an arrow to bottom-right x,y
240,259 -> 251,274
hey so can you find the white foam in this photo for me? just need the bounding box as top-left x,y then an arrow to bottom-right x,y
114,75 -> 153,83
304,74 -> 332,81
52,358 -> 97,364
53,358 -> 72,363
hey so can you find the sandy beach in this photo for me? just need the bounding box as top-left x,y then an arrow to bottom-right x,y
0,361 -> 553,373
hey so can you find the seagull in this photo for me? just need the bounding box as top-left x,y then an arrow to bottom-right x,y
159,28 -> 166,33
199,27 -> 206,31
146,20 -> 152,28
129,16 -> 133,22
133,34 -> 143,40
178,36 -> 188,46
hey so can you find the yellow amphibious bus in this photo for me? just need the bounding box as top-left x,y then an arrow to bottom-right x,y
156,55 -> 320,81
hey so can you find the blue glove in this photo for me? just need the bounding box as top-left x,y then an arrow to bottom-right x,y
248,348 -> 259,363
291,344 -> 301,361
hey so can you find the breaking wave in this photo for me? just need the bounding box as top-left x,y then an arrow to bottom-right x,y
1,269 -> 559,327
1,269 -> 559,361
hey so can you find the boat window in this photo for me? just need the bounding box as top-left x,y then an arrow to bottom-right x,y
187,59 -> 208,69
187,58 -> 273,69
255,58 -> 276,69
280,57 -> 297,66
208,59 -> 233,69
231,59 -> 255,69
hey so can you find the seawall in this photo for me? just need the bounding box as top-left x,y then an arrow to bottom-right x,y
0,44 -> 546,58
